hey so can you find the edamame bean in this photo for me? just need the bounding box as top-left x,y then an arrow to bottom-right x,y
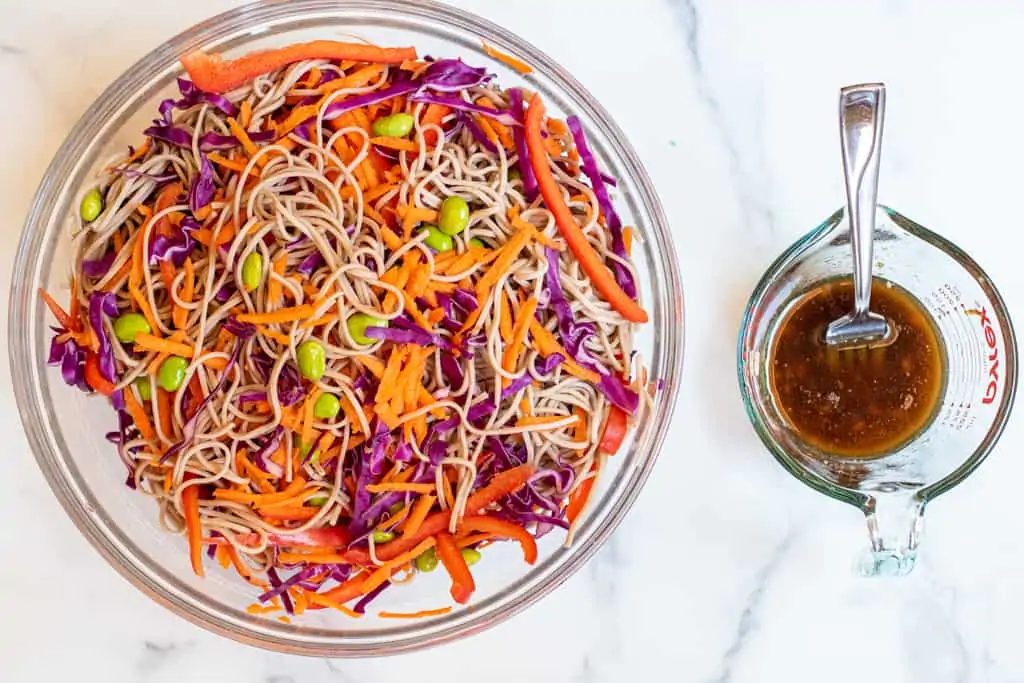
157,356 -> 188,392
461,548 -> 482,566
420,225 -> 453,252
80,188 -> 103,223
469,237 -> 487,249
372,530 -> 395,544
296,340 -> 326,380
438,196 -> 470,236
388,501 -> 405,515
241,252 -> 263,291
308,495 -> 329,507
347,313 -> 386,346
134,378 -> 152,402
508,168 -> 522,182
416,547 -> 439,572
113,312 -> 152,343
371,112 -> 415,138
314,393 -> 341,419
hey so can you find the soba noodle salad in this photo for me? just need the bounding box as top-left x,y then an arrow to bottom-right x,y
41,40 -> 654,618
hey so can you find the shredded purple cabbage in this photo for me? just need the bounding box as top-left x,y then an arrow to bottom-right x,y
440,353 -> 465,388
224,316 -> 256,339
88,292 -> 118,383
159,78 -> 238,124
535,353 -> 565,374
597,372 -> 640,414
81,252 -> 116,279
365,325 -> 439,348
420,59 -> 491,92
266,567 -> 295,614
408,92 -> 519,126
144,125 -> 275,152
543,247 -> 600,369
354,581 -> 390,614
238,391 -> 267,405
508,89 -> 538,200
566,116 -> 636,299
466,373 -> 533,423
150,216 -> 199,267
188,154 -> 216,214
276,363 -> 306,407
297,251 -> 323,276
323,81 -> 420,122
215,283 -> 235,303
452,288 -> 478,312
48,334 -> 87,389
258,565 -> 322,603
459,112 -> 498,154
252,426 -> 284,477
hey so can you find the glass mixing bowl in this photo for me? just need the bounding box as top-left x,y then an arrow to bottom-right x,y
8,0 -> 683,656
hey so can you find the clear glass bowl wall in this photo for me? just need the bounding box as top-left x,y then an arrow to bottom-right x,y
9,0 -> 683,656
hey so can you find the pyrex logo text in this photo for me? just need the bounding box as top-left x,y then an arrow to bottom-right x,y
966,306 -> 1001,405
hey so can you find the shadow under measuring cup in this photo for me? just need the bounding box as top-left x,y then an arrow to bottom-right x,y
738,206 -> 1018,576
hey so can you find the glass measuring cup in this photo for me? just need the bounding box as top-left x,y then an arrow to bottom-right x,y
738,206 -> 1018,576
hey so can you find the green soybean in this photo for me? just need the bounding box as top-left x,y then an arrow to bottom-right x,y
347,313 -> 387,346
314,393 -> 341,419
241,251 -> 263,291
372,530 -> 395,544
80,188 -> 103,223
508,168 -> 522,182
372,112 -> 415,138
308,495 -> 329,507
415,547 -> 439,572
420,225 -> 453,252
113,312 -> 152,344
388,501 -> 405,515
469,237 -> 487,249
461,548 -> 482,566
438,196 -> 470,235
157,356 -> 188,392
297,340 -> 326,380
134,378 -> 152,402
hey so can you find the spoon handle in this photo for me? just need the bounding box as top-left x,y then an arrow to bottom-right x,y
839,83 -> 886,316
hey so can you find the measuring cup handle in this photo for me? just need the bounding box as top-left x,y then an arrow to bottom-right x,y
856,493 -> 925,577
839,83 -> 886,316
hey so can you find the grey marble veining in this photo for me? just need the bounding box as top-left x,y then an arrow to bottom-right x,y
3,1 -> 1024,682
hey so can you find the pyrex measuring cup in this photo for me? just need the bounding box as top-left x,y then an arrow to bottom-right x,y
738,206 -> 1018,576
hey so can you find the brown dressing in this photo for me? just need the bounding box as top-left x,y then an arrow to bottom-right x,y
769,279 -> 944,458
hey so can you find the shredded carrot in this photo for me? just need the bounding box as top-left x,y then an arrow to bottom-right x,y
173,258 -> 194,330
303,589 -> 363,617
519,398 -> 533,416
182,483 -> 204,577
501,295 -> 537,381
359,538 -> 436,596
370,136 -> 419,152
226,116 -> 262,162
379,606 -> 453,619
113,139 -> 152,170
400,205 -> 439,238
213,477 -> 307,505
208,152 -> 249,174
481,41 -> 534,74
134,333 -> 194,358
498,289 -> 514,343
235,304 -> 315,325
38,289 -> 75,330
476,97 -> 515,149
517,414 -> 578,429
156,388 -> 175,442
365,482 -> 436,494
123,386 -> 156,442
246,603 -> 282,615
192,219 -> 238,247
375,345 -> 408,404
400,494 -> 436,538
623,227 -> 634,256
181,41 -> 415,94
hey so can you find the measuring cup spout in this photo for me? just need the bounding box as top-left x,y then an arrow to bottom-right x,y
857,491 -> 926,577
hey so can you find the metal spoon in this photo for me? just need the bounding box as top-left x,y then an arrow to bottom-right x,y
825,83 -> 893,348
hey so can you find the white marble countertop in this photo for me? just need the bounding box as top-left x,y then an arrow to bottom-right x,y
3,0 -> 1024,681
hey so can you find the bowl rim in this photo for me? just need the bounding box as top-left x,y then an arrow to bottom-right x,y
8,0 -> 685,655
